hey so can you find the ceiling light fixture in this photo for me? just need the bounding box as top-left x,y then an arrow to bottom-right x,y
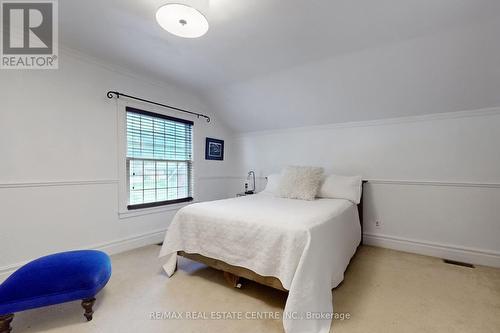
156,3 -> 209,38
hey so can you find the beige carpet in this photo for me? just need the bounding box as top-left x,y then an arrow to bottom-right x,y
5,245 -> 500,333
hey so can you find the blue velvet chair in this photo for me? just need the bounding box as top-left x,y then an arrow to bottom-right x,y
0,250 -> 112,333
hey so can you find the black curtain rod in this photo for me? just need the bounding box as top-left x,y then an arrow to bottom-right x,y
106,91 -> 211,123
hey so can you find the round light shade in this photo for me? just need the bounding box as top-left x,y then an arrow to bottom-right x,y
156,4 -> 209,38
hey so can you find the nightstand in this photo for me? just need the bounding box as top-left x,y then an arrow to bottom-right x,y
236,192 -> 254,197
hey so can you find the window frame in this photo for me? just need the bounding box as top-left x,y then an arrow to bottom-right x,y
124,106 -> 194,211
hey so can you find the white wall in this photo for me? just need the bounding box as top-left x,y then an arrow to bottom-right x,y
235,109 -> 500,267
0,48 -> 239,276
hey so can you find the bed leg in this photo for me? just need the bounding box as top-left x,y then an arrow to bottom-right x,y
223,272 -> 242,289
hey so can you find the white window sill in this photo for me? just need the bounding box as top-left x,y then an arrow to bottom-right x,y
118,201 -> 195,220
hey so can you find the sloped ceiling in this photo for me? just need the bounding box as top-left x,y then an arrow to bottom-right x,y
60,0 -> 500,132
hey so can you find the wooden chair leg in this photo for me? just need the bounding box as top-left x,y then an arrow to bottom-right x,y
0,314 -> 14,333
223,272 -> 242,289
81,297 -> 96,321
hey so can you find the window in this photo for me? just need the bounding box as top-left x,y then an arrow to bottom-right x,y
126,107 -> 193,210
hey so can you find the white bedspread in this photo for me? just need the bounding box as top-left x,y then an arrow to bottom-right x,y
159,193 -> 361,333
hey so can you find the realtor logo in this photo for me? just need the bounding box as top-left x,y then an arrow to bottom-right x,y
1,0 -> 58,69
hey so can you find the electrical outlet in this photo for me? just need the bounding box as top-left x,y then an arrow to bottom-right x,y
375,220 -> 382,228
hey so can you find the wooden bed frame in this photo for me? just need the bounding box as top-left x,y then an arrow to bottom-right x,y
178,181 -> 367,291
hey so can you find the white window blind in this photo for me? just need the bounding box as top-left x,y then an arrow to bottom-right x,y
126,107 -> 193,209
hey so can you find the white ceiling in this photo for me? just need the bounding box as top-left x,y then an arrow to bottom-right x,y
61,0 -> 500,132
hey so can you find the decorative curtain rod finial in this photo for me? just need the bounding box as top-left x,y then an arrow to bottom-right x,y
106,91 -> 119,99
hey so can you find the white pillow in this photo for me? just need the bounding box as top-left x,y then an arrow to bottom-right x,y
263,173 -> 281,194
277,166 -> 324,201
318,174 -> 362,204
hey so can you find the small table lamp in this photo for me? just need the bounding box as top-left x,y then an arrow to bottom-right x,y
245,171 -> 256,194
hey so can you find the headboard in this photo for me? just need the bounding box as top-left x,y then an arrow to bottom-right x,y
358,180 -> 368,245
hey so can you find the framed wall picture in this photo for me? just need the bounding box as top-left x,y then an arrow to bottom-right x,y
205,137 -> 224,161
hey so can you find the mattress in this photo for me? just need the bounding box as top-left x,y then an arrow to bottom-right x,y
159,192 -> 361,333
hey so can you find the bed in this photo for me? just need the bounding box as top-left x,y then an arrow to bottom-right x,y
159,181 -> 365,333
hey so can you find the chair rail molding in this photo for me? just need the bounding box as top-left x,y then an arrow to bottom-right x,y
366,179 -> 500,188
0,179 -> 118,189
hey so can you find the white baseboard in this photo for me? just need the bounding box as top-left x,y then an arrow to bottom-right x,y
364,233 -> 500,268
3,230 -> 497,281
92,229 -> 166,256
0,229 -> 166,280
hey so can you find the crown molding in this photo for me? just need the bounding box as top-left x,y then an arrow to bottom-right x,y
58,46 -> 209,113
59,47 -> 173,91
236,106 -> 500,138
